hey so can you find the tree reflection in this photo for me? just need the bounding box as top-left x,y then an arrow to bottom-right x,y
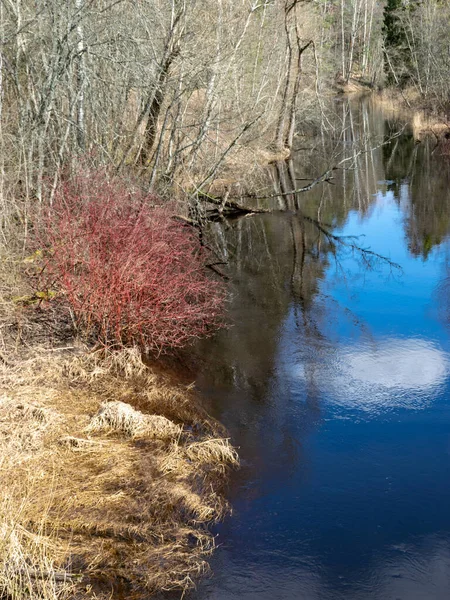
383,119 -> 450,259
191,97 -> 450,494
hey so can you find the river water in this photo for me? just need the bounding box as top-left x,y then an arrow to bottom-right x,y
189,98 -> 450,600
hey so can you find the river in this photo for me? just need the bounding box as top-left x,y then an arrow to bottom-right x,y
187,97 -> 450,600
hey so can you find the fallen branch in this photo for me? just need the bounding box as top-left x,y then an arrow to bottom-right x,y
200,193 -> 270,215
187,196 -> 401,273
206,262 -> 230,280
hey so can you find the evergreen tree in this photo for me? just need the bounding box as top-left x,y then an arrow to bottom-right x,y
382,0 -> 411,85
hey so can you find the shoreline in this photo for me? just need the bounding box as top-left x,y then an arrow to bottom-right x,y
371,88 -> 450,141
332,78 -> 450,142
0,339 -> 238,599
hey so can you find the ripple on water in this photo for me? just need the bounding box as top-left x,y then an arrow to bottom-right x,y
291,337 -> 450,415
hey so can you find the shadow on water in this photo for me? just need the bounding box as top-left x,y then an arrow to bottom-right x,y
181,97 -> 450,600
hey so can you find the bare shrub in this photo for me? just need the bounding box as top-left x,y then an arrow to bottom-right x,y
37,168 -> 225,354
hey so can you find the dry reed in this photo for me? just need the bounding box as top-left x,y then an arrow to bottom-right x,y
0,347 -> 239,599
87,400 -> 183,440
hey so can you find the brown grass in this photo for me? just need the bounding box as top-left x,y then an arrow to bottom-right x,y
373,88 -> 450,141
86,400 -> 183,440
0,346 -> 239,599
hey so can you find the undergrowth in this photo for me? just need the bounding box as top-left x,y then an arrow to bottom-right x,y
36,168 -> 226,354
0,168 -> 235,599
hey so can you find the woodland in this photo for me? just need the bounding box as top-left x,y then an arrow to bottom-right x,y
1,0 -> 448,215
1,0 -> 447,336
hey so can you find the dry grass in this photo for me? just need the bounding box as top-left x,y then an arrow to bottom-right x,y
373,88 -> 450,141
161,439 -> 238,478
87,401 -> 183,440
0,346 -> 239,599
0,520 -> 75,600
0,391 -> 75,600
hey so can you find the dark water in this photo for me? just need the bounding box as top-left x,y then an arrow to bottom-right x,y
190,99 -> 450,600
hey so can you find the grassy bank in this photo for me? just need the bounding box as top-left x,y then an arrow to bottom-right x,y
0,306 -> 238,599
0,162 -> 241,598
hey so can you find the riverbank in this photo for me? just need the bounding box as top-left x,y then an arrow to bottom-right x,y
332,78 -> 450,143
0,293 -> 238,599
372,87 -> 450,141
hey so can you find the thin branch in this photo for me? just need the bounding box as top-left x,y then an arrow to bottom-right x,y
229,128 -> 407,202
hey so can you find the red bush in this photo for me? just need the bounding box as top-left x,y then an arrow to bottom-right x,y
38,169 -> 225,353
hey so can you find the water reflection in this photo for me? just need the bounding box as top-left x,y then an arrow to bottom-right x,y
291,338 -> 449,412
339,339 -> 447,392
187,98 -> 450,600
186,535 -> 450,600
383,118 -> 450,259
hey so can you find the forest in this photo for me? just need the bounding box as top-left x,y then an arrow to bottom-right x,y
1,0 -> 449,216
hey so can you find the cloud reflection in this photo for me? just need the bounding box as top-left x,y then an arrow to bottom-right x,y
342,339 -> 447,390
293,338 -> 449,412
